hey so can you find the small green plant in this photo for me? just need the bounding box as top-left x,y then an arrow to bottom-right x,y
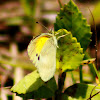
11,0 -> 100,99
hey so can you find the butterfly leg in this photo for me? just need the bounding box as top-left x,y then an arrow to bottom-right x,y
57,33 -> 70,40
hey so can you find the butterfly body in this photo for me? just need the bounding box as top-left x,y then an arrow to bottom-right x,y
28,32 -> 58,82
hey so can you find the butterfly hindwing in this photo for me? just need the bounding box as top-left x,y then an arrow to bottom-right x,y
36,37 -> 56,81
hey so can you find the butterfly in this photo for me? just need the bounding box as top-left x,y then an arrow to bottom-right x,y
27,29 -> 68,82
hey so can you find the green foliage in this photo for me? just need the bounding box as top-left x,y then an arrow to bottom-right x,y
56,29 -> 84,71
10,0 -> 96,99
11,70 -> 57,99
83,53 -> 96,80
11,29 -> 84,98
90,1 -> 100,25
11,70 -> 43,94
54,0 -> 92,51
63,83 -> 100,100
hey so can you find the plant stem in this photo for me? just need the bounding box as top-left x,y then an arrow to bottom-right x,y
79,65 -> 83,83
55,72 -> 66,100
88,8 -> 99,82
71,71 -> 76,84
58,72 -> 66,91
58,0 -> 63,8
93,64 -> 100,82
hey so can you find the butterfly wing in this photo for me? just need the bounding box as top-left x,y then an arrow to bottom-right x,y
28,34 -> 57,82
36,37 -> 56,81
28,34 -> 50,66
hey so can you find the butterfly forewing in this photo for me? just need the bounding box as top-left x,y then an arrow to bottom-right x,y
28,34 -> 50,65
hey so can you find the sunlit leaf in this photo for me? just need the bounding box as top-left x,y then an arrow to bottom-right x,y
63,83 -> 100,100
54,0 -> 92,51
56,29 -> 84,71
11,70 -> 57,99
81,58 -> 95,65
11,70 -> 44,94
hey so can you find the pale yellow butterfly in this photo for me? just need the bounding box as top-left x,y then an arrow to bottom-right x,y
27,28 -> 68,82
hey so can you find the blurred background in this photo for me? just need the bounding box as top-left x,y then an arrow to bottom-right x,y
0,0 -> 100,100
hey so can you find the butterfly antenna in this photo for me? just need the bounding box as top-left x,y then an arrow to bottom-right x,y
36,21 -> 49,32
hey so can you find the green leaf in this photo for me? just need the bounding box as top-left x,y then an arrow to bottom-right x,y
46,77 -> 57,92
17,86 -> 54,99
11,70 -> 57,99
56,29 -> 84,71
90,1 -> 100,25
63,83 -> 100,100
84,52 -> 100,82
54,0 -> 92,51
81,58 -> 95,65
21,78 -> 57,99
11,70 -> 44,94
